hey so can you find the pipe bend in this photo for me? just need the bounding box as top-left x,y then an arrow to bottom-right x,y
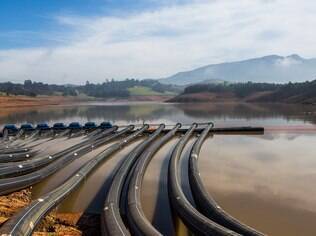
168,124 -> 239,236
188,124 -> 264,236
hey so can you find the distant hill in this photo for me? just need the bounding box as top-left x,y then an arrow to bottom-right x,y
168,80 -> 316,104
160,54 -> 316,85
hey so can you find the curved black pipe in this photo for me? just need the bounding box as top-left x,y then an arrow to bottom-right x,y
0,148 -> 30,154
0,125 -> 148,236
127,123 -> 181,236
0,151 -> 37,163
0,130 -> 41,151
1,127 -> 80,152
168,123 -> 239,236
0,127 -> 118,178
189,124 -> 264,236
0,126 -> 133,195
102,124 -> 165,236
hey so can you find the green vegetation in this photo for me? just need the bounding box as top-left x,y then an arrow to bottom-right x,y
128,86 -> 176,96
128,86 -> 162,96
184,82 -> 281,97
181,80 -> 316,103
0,79 -> 181,98
0,80 -> 77,97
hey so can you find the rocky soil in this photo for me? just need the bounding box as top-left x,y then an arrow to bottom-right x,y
0,189 -> 100,236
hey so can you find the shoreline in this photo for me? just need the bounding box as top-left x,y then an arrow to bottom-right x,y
0,95 -> 93,109
0,189 -> 99,235
167,92 -> 316,105
0,95 -> 173,109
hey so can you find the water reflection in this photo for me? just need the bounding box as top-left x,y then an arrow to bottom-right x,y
1,102 -> 316,129
200,133 -> 316,236
2,102 -> 316,236
0,103 -> 180,128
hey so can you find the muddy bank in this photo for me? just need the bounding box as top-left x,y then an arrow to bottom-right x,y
0,189 -> 99,236
34,212 -> 100,236
0,95 -> 85,109
0,95 -> 172,109
0,95 -> 172,121
0,188 -> 31,225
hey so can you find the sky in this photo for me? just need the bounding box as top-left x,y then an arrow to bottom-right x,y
0,0 -> 316,84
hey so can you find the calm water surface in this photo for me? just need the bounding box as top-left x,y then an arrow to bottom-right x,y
2,102 -> 316,236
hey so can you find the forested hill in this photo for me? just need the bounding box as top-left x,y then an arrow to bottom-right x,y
0,79 -> 180,98
168,80 -> 316,104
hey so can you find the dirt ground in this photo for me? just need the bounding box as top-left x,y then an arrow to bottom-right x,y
0,95 -> 80,109
0,95 -> 92,122
0,189 -> 100,236
0,94 -> 172,109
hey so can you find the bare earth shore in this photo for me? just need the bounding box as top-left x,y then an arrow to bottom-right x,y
0,95 -> 172,121
0,95 -> 172,109
0,95 -> 87,109
0,189 -> 99,235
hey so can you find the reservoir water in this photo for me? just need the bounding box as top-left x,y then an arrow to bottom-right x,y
1,102 -> 316,236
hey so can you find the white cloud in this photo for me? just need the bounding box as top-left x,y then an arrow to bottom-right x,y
1,0 -> 316,84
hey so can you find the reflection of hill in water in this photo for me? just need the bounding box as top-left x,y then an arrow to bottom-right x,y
0,104 -> 180,125
1,103 -> 316,126
176,103 -> 316,124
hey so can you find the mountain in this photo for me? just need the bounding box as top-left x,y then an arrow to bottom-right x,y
160,54 -> 316,85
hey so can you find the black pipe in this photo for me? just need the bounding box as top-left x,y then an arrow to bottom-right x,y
0,148 -> 30,154
0,151 -> 37,163
144,126 -> 264,135
0,125 -> 149,236
0,127 -> 116,168
0,127 -> 118,178
102,124 -> 165,236
168,123 -> 239,236
0,130 -> 41,151
0,126 -> 133,195
189,124 -> 264,236
127,123 -> 181,236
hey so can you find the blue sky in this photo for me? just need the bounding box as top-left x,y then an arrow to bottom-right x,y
0,0 -> 316,84
1,1 -> 93,46
0,0 -> 174,48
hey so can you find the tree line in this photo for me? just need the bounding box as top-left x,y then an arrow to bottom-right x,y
184,82 -> 282,97
182,80 -> 316,103
184,80 -> 316,99
0,80 -> 77,97
0,79 -> 179,98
